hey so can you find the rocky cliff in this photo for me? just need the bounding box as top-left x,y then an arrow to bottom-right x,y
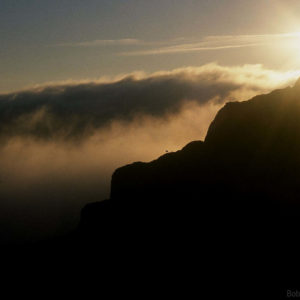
107,80 -> 300,219
19,81 -> 300,294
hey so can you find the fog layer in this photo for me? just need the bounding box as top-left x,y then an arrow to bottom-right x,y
0,63 -> 297,243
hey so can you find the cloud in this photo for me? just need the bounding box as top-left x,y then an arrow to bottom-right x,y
121,32 -> 300,56
52,32 -> 300,56
0,63 -> 297,142
0,63 -> 298,243
55,38 -> 142,47
53,37 -> 186,48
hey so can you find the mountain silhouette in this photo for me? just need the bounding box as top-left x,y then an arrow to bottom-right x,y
11,81 -> 300,295
81,79 -> 300,232
75,80 -> 300,293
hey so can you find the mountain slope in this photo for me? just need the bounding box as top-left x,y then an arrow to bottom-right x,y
106,81 -> 300,220
19,81 -> 300,294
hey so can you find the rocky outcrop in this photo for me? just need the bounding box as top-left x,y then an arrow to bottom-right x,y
109,84 -> 300,218
45,81 -> 300,292
16,80 -> 294,298
77,80 -> 300,250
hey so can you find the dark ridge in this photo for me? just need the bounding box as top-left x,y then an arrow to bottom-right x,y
14,81 -> 300,294
78,81 -> 300,290
78,81 -> 300,235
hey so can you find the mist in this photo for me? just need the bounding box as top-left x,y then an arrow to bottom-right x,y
0,63 -> 297,243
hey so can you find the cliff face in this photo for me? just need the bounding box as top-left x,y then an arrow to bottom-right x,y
109,82 -> 300,218
205,82 -> 300,158
71,81 -> 300,292
14,83 -> 300,300
78,80 -> 300,257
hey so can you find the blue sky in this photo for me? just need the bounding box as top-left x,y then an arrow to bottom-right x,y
2,0 -> 300,92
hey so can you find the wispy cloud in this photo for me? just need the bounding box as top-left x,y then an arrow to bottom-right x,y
56,38 -> 142,47
120,32 -> 300,56
121,43 -> 259,56
53,33 -> 300,54
54,38 -> 183,48
50,32 -> 300,61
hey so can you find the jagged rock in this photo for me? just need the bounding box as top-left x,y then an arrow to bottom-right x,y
108,82 -> 300,218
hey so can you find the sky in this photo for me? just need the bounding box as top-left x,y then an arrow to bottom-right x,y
2,0 -> 300,93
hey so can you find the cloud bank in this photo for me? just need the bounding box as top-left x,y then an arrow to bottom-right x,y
0,63 -> 298,243
0,63 -> 297,142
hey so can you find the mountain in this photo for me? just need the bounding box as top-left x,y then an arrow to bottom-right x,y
77,80 -> 300,292
14,81 -> 300,295
81,79 -> 300,234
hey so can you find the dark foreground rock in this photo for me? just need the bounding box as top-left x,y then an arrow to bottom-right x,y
77,80 -> 300,293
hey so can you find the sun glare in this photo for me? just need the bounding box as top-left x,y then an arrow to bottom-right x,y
286,32 -> 300,49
